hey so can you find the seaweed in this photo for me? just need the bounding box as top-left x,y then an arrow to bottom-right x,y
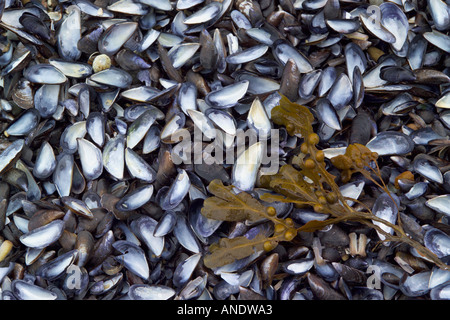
201,95 -> 448,270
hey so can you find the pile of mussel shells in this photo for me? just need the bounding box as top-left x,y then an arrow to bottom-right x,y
0,0 -> 450,300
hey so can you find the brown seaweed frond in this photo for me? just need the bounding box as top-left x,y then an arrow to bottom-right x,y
200,95 -> 448,270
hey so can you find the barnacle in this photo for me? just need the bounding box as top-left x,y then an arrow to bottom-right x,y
201,95 -> 448,270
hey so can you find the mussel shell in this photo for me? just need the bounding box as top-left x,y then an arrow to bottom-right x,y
205,80 -> 249,109
125,148 -> 156,183
431,284 -> 450,300
173,214 -> 201,253
226,45 -> 268,65
247,97 -> 271,139
12,79 -> 34,110
49,59 -> 93,78
33,141 -> 56,180
130,216 -> 164,257
77,25 -> 104,55
183,2 -> 221,25
234,71 -> 280,95
98,21 -> 138,56
273,39 -> 313,73
371,192 -> 399,242
298,69 -> 322,100
1,49 -> 31,77
178,82 -> 198,115
57,5 -> 82,61
127,284 -> 175,300
316,98 -> 341,130
36,250 -> 78,281
187,109 -> 216,140
2,7 -> 42,29
408,34 -> 427,70
4,109 -> 40,137
177,0 -> 205,10
380,66 -> 416,82
115,49 -> 151,70
89,67 -> 132,88
116,184 -> 154,211
160,112 -> 186,143
158,169 -> 190,210
120,86 -> 160,103
318,66 -> 337,97
427,0 -> 450,31
113,240 -> 149,280
34,84 -> 60,118
189,198 -> 222,239
168,43 -> 201,69
424,30 -> 450,53
60,121 -> 87,154
12,280 -> 57,300
345,42 -> 367,83
327,73 -> 353,110
326,18 -> 360,34
75,0 -> 114,17
380,2 -> 408,52
400,271 -> 432,297
412,157 -> 443,184
126,109 -> 157,149
62,196 -> 93,219
366,131 -> 414,156
206,109 -> 237,136
154,211 -> 177,237
282,258 -> 314,275
77,138 -> 103,181
139,0 -> 172,11
173,253 -> 202,288
232,142 -> 264,192
53,153 -> 74,197
86,112 -> 106,147
107,0 -> 149,15
426,195 -> 450,217
19,220 -> 65,249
